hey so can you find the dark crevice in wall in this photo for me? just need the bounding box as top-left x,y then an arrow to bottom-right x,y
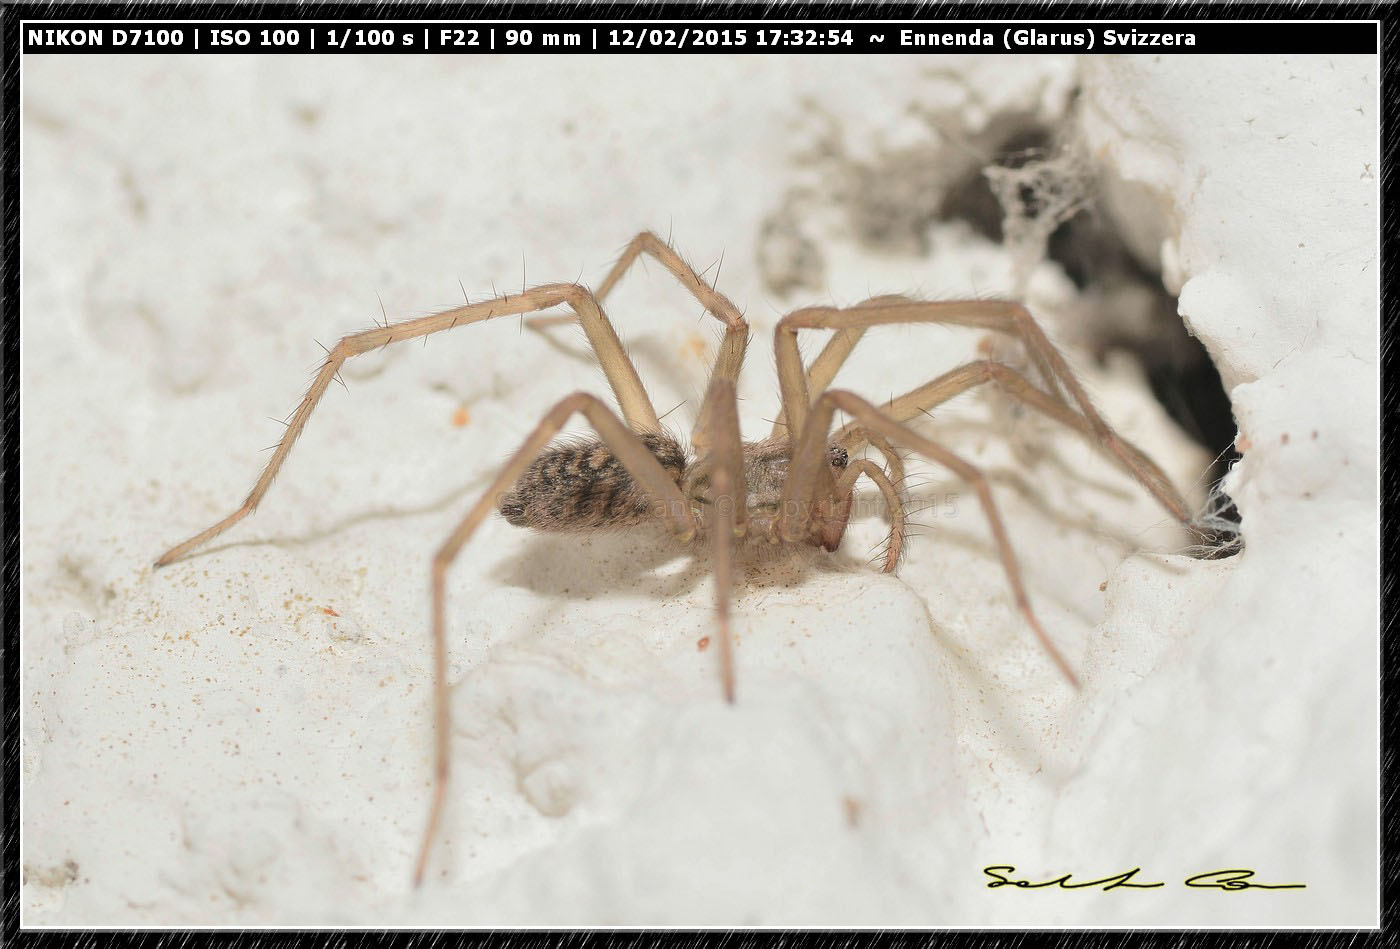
942,129 -> 1243,538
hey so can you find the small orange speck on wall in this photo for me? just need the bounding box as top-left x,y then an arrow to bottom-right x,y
321,606 -> 340,617
682,334 -> 707,364
697,636 -> 711,652
451,405 -> 472,428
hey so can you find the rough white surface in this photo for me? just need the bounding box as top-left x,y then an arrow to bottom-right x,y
21,54 -> 1376,926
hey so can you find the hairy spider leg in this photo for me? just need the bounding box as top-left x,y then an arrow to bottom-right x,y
416,392 -> 697,887
828,425 -> 908,569
692,375 -> 747,704
155,282 -> 663,566
773,299 -> 1191,527
832,360 -> 1190,536
526,231 -> 751,441
597,231 -> 751,394
832,459 -> 907,573
783,388 -> 1081,689
769,294 -> 930,435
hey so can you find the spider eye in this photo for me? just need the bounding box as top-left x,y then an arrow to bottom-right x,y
827,445 -> 849,469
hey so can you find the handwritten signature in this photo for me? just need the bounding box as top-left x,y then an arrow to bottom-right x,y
983,866 -> 1306,891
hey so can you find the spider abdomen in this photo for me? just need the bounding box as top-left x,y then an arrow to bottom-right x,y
498,432 -> 688,532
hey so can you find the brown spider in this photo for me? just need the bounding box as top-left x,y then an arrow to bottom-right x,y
154,231 -> 1197,886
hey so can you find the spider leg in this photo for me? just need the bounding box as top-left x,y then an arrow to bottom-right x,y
527,231 -> 751,413
689,375 -> 747,703
796,421 -> 906,572
832,360 -> 1188,529
155,283 -> 661,566
768,293 -> 914,437
415,391 -> 698,887
597,232 -> 750,390
833,459 -> 906,573
772,299 -> 1190,527
782,387 -> 1081,689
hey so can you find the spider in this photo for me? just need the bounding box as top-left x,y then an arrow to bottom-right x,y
154,231 -> 1199,886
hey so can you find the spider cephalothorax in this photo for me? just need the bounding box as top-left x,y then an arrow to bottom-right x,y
155,231 -> 1201,885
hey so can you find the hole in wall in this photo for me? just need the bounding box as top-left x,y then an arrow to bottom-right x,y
757,99 -> 1243,553
953,130 -> 1243,552
940,130 -> 1242,538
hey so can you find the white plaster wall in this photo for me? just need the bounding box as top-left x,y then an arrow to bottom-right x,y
20,52 -> 1376,926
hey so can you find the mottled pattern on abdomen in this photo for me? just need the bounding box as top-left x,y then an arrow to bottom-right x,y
498,432 -> 687,532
